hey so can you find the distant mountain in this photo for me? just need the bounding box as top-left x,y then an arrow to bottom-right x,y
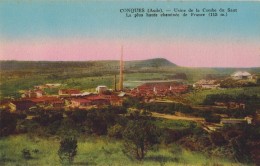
126,58 -> 177,68
0,58 -> 177,71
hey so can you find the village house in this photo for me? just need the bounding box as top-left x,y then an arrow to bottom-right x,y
21,90 -> 44,98
130,82 -> 188,97
58,89 -> 81,97
0,100 -> 16,112
220,116 -> 253,125
70,94 -> 120,108
11,100 -> 36,111
85,95 -> 110,106
71,98 -> 91,107
101,95 -> 123,106
214,101 -> 246,109
193,80 -> 220,89
231,71 -> 253,80
96,85 -> 108,94
228,102 -> 246,109
26,96 -> 64,108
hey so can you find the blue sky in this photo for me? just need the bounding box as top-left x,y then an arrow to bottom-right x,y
1,1 -> 260,41
0,1 -> 260,67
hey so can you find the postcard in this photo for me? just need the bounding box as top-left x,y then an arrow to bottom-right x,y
0,1 -> 260,165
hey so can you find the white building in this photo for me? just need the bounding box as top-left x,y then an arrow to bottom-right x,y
193,79 -> 220,89
231,71 -> 253,80
96,85 -> 108,94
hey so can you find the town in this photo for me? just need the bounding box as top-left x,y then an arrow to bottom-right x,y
1,57 -> 260,129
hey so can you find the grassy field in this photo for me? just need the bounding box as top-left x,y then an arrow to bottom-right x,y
152,118 -> 195,130
184,87 -> 260,105
0,134 -> 240,166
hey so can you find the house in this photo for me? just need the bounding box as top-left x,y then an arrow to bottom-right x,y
130,82 -> 188,97
228,102 -> 246,109
85,95 -> 110,106
118,92 -> 126,97
0,100 -> 16,112
22,90 -> 44,98
71,92 -> 92,97
245,116 -> 253,124
27,97 -> 64,108
193,80 -> 220,89
11,100 -> 36,111
220,118 -> 246,125
102,95 -> 123,106
231,71 -> 253,80
220,116 -> 252,125
71,98 -> 91,107
96,86 -> 108,94
58,89 -> 81,97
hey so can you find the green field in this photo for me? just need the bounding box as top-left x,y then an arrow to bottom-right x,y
152,119 -> 195,130
184,87 -> 260,105
0,135 -> 240,166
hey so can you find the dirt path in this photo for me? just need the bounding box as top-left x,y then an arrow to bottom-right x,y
151,112 -> 214,132
151,112 -> 204,122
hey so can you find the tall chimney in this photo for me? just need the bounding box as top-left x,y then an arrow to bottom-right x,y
119,46 -> 124,91
114,75 -> 117,91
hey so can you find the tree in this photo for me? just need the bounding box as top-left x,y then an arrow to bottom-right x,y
58,137 -> 77,164
123,118 -> 159,160
108,124 -> 124,139
0,110 -> 17,137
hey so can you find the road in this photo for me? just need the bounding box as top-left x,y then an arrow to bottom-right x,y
151,112 -> 204,122
151,112 -> 215,133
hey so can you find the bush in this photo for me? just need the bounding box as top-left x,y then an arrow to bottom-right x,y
210,132 -> 227,146
108,124 -> 124,139
123,117 -> 159,160
58,137 -> 78,164
21,148 -> 32,160
0,110 -> 17,137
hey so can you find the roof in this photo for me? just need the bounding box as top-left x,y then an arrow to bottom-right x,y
231,71 -> 251,77
59,89 -> 81,94
118,92 -> 126,97
71,98 -> 91,103
85,95 -> 107,101
27,96 -> 61,103
96,85 -> 107,88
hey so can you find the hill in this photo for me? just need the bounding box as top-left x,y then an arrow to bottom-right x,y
126,58 -> 177,68
0,58 -> 176,71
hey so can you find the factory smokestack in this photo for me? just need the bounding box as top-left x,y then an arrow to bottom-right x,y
119,46 -> 124,91
114,75 -> 117,91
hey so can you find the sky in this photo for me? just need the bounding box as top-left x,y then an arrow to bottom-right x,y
0,1 -> 260,67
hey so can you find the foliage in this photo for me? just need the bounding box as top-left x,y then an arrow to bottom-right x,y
21,148 -> 32,160
58,137 -> 78,164
0,110 -> 17,137
220,78 -> 257,88
202,111 -> 221,123
185,87 -> 260,105
204,93 -> 260,106
108,124 -> 124,139
210,132 -> 227,146
124,97 -> 194,115
123,116 -> 159,160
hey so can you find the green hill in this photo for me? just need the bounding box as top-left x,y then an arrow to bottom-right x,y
126,58 -> 177,68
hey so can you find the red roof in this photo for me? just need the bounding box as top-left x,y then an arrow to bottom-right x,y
27,96 -> 61,103
71,98 -> 91,103
59,89 -> 81,95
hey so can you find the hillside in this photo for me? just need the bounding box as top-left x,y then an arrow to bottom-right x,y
126,58 -> 177,68
0,58 -> 176,71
